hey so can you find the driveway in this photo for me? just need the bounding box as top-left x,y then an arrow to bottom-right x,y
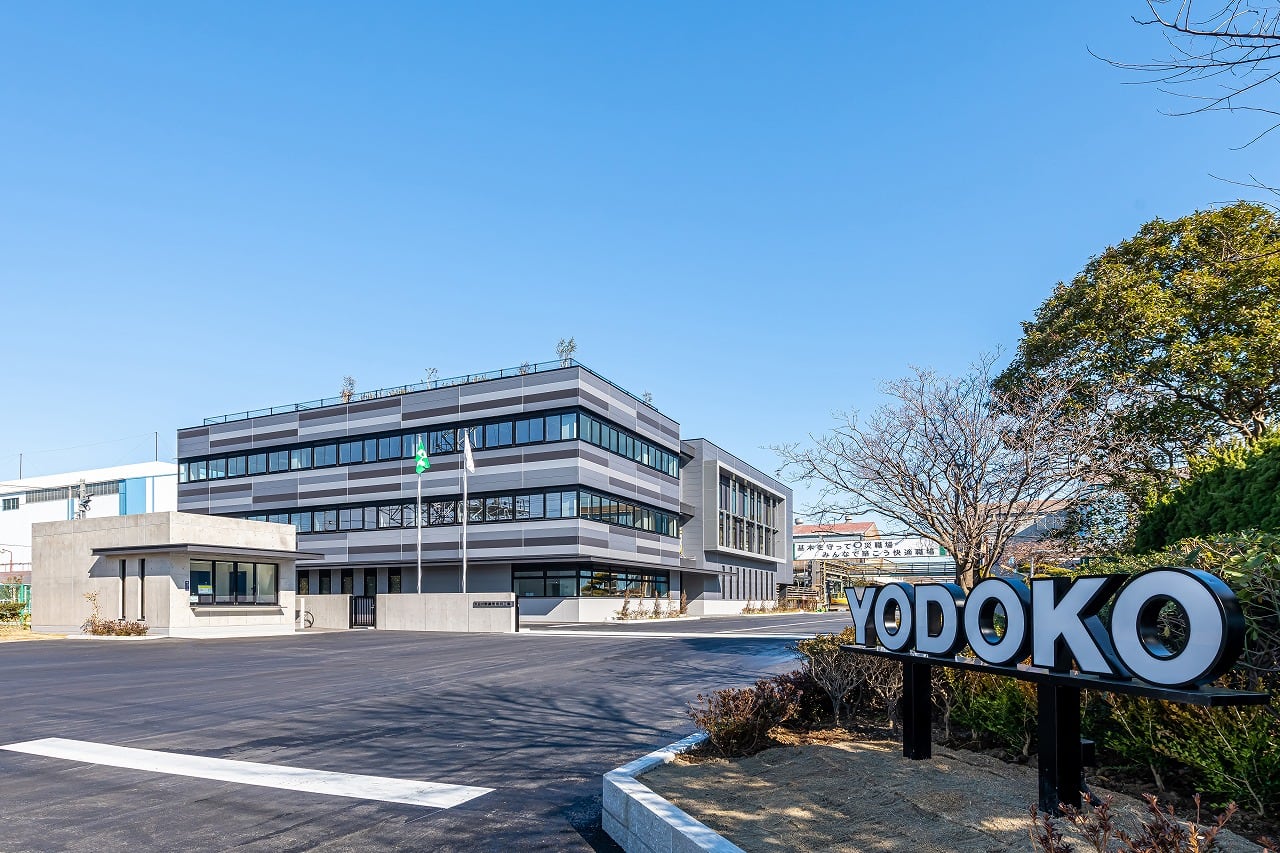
0,619 -> 846,851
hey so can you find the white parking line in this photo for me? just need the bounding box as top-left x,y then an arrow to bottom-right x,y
722,618 -> 852,632
523,630 -> 815,639
0,738 -> 493,809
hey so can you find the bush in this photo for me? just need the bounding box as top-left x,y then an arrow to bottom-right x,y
1135,430 -> 1280,552
0,600 -> 25,622
80,592 -> 148,637
943,669 -> 1038,757
688,676 -> 800,757
771,669 -> 831,728
793,628 -> 863,724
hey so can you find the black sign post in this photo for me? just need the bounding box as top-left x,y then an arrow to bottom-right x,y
842,569 -> 1269,815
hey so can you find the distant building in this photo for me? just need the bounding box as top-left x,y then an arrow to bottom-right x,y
0,462 -> 177,582
792,518 -> 955,597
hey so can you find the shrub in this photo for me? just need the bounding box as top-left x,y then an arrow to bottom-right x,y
943,669 -> 1038,757
688,677 -> 800,757
1135,430 -> 1280,552
793,628 -> 863,724
1031,794 -> 1243,853
80,592 -> 148,637
0,600 -> 25,622
771,669 -> 831,728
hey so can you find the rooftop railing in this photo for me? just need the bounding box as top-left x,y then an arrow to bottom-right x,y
201,359 -> 660,426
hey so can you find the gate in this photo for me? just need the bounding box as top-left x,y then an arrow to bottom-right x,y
350,595 -> 376,628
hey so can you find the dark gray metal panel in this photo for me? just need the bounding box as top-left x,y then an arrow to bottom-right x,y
253,428 -> 299,442
346,397 -> 403,415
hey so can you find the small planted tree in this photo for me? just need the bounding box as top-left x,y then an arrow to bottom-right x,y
556,337 -> 577,367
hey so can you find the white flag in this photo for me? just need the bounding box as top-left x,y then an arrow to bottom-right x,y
462,428 -> 476,474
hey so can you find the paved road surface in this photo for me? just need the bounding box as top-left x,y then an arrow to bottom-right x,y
0,612 -> 851,852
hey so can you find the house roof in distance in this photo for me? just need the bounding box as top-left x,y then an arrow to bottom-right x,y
793,521 -> 878,537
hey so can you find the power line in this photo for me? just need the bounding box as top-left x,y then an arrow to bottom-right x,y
0,431 -> 164,460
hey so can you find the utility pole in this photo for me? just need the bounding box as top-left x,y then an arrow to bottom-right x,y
155,431 -> 159,462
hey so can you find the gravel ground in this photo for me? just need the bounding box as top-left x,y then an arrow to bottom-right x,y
644,738 -> 1263,852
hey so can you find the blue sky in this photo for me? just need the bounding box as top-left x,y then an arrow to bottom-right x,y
2,2 -> 1274,513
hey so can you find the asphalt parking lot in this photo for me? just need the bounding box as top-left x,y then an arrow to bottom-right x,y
0,612 -> 851,852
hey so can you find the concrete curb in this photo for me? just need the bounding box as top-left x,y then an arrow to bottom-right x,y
602,732 -> 745,853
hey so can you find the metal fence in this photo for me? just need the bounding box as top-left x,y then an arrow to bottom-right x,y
201,359 -> 661,426
0,584 -> 31,621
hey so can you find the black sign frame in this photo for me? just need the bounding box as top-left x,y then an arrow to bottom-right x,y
839,570 -> 1270,815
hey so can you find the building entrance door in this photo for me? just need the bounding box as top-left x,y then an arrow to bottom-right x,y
350,595 -> 376,628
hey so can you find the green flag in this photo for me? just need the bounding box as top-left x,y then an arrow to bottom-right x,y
415,439 -> 431,475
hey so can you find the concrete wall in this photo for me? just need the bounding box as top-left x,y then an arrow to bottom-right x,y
685,599 -> 749,617
32,512 -> 298,637
516,596 -> 682,623
298,594 -> 350,629
377,593 -> 516,633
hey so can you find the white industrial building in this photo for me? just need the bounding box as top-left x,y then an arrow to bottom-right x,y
0,462 -> 178,581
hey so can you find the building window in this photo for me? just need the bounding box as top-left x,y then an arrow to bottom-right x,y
319,572 -> 332,595
191,559 -> 278,605
717,473 -> 782,557
512,566 -> 669,598
389,567 -> 402,594
1,498 -> 16,511
377,435 -> 401,460
297,572 -> 310,595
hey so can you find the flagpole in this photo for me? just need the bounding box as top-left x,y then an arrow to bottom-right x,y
416,469 -> 422,594
468,438 -> 473,591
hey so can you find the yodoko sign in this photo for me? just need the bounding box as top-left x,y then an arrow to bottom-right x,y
841,568 -> 1266,816
846,568 -> 1244,688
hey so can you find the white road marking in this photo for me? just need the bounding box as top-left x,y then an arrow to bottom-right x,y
722,618 -> 852,632
0,738 -> 492,809
523,630 -> 815,639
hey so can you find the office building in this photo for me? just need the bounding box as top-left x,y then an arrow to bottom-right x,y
175,362 -> 791,622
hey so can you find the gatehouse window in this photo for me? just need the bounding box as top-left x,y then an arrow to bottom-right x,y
191,559 -> 278,605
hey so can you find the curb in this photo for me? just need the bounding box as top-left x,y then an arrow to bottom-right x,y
602,732 -> 745,853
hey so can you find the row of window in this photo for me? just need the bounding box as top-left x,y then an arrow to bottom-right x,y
294,566 -> 671,599
189,560 -> 279,606
245,487 -> 680,538
297,568 -> 392,596
19,480 -> 121,505
513,567 -> 671,598
717,473 -> 783,557
180,408 -> 680,484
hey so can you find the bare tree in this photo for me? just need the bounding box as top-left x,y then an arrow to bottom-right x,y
1107,1 -> 1280,189
424,367 -> 438,387
556,337 -> 577,367
340,376 -> 356,403
776,353 -> 1133,590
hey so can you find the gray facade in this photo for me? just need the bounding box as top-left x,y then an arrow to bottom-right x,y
175,364 -> 791,618
680,439 -> 793,604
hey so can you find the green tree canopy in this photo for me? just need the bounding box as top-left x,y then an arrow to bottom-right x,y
998,202 -> 1280,480
1134,430 -> 1280,552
